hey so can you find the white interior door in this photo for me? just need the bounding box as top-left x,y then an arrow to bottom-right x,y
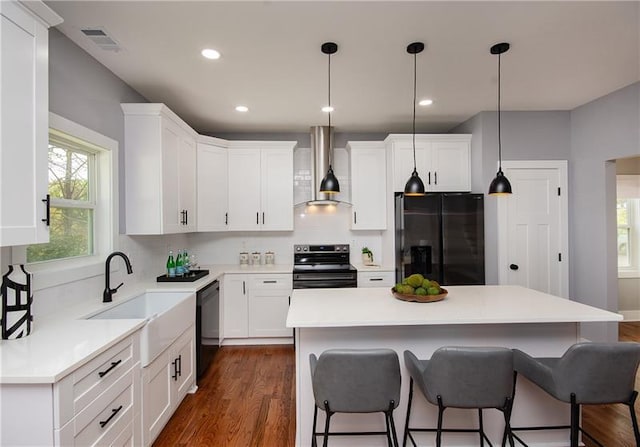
498,161 -> 569,297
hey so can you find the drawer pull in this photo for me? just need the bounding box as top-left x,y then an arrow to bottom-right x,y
172,358 -> 179,381
98,359 -> 122,378
370,278 -> 383,281
99,405 -> 123,428
263,280 -> 277,284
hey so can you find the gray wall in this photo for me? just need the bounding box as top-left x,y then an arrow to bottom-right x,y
570,82 -> 640,341
49,29 -> 148,233
452,111 -> 571,284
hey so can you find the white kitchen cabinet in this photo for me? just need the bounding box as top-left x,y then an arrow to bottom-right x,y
0,332 -> 141,447
196,137 -> 228,231
222,274 -> 249,338
122,103 -> 198,235
0,1 -> 61,246
226,141 -> 296,231
386,134 -> 471,193
248,274 -> 292,337
142,325 -> 195,446
347,142 -> 387,230
222,273 -> 293,342
358,270 -> 396,288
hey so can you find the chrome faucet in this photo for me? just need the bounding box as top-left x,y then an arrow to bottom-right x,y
103,251 -> 133,303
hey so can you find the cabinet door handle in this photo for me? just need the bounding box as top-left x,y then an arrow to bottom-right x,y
41,194 -> 50,226
185,209 -> 188,225
98,359 -> 122,378
256,212 -> 259,225
509,264 -> 519,271
434,171 -> 437,185
225,212 -> 228,225
242,280 -> 246,295
428,172 -> 431,185
370,278 -> 383,281
354,211 -> 357,224
177,354 -> 182,377
172,358 -> 179,381
262,212 -> 265,225
263,280 -> 277,284
99,405 -> 123,428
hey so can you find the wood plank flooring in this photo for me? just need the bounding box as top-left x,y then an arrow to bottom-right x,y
155,323 -> 640,446
153,345 -> 295,447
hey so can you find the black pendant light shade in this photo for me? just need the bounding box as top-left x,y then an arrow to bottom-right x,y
319,42 -> 340,195
488,42 -> 512,196
404,42 -> 426,197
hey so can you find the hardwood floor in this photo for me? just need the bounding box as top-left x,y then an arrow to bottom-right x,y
155,324 -> 640,446
582,321 -> 640,447
153,345 -> 296,447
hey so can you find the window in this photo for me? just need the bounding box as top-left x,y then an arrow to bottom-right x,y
13,113 -> 118,289
27,131 -> 96,263
617,175 -> 640,277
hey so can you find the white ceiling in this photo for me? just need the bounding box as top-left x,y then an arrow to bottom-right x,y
47,1 -> 640,134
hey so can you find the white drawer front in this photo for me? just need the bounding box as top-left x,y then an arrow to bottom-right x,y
358,271 -> 396,288
73,367 -> 135,446
250,274 -> 292,290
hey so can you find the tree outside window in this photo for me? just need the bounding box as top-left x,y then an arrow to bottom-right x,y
27,133 -> 96,263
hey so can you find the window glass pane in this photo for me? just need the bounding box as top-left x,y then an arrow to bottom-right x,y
618,227 -> 630,268
617,199 -> 629,226
27,207 -> 94,263
48,143 -> 90,202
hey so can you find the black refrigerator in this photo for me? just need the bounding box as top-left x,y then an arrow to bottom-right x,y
395,192 -> 485,285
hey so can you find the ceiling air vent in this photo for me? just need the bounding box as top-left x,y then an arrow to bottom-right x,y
80,27 -> 121,52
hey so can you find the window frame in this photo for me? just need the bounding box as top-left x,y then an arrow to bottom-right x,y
12,113 -> 118,290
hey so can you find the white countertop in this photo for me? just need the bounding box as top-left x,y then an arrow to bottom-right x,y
286,285 -> 622,328
0,264 -> 292,384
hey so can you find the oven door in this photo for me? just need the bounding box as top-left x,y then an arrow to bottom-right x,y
292,272 -> 357,289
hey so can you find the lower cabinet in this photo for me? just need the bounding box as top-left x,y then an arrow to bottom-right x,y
358,270 -> 396,288
142,324 -> 195,446
0,333 -> 141,447
222,273 -> 292,342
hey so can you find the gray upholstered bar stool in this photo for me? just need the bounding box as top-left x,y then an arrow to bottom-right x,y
309,348 -> 401,447
403,347 -> 515,447
512,342 -> 640,447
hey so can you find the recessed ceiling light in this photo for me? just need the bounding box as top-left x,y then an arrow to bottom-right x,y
201,48 -> 221,60
419,99 -> 434,106
321,106 -> 334,113
235,105 -> 249,112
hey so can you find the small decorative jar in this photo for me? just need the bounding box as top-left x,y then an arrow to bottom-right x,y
251,252 -> 262,265
265,251 -> 275,265
239,252 -> 249,265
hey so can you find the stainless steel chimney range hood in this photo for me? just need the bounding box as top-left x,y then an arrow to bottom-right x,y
303,126 -> 350,207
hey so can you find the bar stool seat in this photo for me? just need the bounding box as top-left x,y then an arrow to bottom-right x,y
403,347 -> 515,447
512,342 -> 640,447
309,348 -> 401,447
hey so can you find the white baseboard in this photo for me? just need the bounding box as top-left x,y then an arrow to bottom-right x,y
221,337 -> 293,346
620,310 -> 640,321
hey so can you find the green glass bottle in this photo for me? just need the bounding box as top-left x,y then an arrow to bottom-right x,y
176,249 -> 184,276
167,250 -> 176,277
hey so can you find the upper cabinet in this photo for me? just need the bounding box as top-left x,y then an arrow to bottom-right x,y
386,134 -> 471,193
0,1 -> 62,246
122,104 -> 198,235
196,137 -> 228,232
347,141 -> 387,230
227,141 -> 296,231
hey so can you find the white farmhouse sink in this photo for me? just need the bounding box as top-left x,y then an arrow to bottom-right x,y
89,291 -> 195,366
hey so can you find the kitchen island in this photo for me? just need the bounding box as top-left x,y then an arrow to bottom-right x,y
286,285 -> 622,447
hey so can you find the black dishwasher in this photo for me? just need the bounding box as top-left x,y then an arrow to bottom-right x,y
196,280 -> 219,379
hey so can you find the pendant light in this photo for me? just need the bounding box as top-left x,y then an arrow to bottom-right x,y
319,42 -> 340,195
404,42 -> 426,197
488,42 -> 513,196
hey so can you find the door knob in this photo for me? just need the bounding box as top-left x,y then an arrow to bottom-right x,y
509,264 -> 519,271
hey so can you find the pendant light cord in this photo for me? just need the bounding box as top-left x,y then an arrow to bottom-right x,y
327,51 -> 332,168
412,51 -> 417,172
497,52 -> 502,172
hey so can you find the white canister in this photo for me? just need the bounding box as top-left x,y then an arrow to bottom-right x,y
239,252 -> 249,265
265,251 -> 275,265
251,252 -> 262,265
